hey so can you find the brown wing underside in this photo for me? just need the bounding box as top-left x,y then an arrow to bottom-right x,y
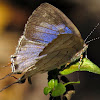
24,34 -> 84,78
24,3 -> 82,41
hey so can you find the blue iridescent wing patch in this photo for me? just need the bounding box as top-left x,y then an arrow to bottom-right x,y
11,3 -> 85,77
28,22 -> 72,44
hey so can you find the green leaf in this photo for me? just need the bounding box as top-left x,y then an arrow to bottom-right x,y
60,58 -> 100,75
44,87 -> 52,95
64,81 -> 80,86
48,79 -> 55,89
54,80 -> 58,87
51,83 -> 66,97
44,79 -> 59,96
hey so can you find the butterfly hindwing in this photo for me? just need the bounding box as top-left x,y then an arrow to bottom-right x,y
25,34 -> 84,77
11,36 -> 47,72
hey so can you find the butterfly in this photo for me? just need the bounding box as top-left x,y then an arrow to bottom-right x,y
1,3 -> 89,90
10,3 -> 88,82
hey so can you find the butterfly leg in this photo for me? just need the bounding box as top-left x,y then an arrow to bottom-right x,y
78,55 -> 83,70
60,62 -> 70,71
65,62 -> 70,67
85,50 -> 88,58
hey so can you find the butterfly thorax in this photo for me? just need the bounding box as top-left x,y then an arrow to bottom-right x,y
70,43 -> 88,63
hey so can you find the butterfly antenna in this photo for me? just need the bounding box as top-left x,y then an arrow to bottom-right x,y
86,37 -> 100,44
84,23 -> 100,43
0,81 -> 19,92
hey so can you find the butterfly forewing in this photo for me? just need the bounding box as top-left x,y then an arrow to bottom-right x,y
11,3 -> 84,78
24,3 -> 82,41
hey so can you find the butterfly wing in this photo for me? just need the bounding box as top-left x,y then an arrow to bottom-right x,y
11,35 -> 47,73
11,3 -> 84,75
24,3 -> 82,42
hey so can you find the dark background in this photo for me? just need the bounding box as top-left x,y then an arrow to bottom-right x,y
0,0 -> 100,100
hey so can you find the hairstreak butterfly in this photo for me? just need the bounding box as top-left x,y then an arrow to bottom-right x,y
0,3 -> 93,91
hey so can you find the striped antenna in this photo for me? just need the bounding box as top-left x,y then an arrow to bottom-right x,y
84,23 -> 100,43
86,37 -> 100,44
